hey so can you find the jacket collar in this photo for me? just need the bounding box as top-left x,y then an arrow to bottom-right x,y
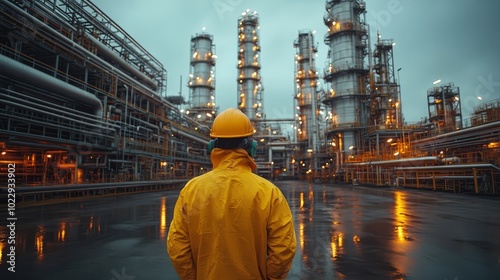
210,148 -> 257,172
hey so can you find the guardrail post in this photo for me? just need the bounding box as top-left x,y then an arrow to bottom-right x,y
473,168 -> 478,193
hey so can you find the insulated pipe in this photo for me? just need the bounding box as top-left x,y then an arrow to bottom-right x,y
0,97 -> 111,132
0,55 -> 103,117
1,0 -> 160,96
1,89 -> 119,130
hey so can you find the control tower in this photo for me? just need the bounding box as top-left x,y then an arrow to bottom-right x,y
187,32 -> 217,122
322,0 -> 369,155
237,10 -> 264,131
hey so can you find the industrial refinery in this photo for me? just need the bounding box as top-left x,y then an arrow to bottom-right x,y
0,0 -> 499,203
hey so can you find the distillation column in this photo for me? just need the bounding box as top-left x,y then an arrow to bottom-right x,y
294,30 -> 320,154
237,10 -> 264,130
323,0 -> 369,156
371,34 -> 401,128
187,33 -> 217,122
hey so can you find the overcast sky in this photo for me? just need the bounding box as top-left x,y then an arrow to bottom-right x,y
93,0 -> 500,124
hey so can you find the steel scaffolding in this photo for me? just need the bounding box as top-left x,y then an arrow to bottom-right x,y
0,0 -> 210,188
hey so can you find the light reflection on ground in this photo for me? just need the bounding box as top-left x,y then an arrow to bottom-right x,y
0,181 -> 499,279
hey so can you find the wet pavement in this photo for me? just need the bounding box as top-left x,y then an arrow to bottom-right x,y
1,181 -> 499,279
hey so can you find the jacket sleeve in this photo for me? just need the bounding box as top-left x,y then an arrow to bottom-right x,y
166,194 -> 196,280
266,188 -> 297,280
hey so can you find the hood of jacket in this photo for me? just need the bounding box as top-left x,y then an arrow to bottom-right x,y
210,147 -> 257,171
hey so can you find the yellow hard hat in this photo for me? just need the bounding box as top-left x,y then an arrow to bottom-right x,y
210,108 -> 254,138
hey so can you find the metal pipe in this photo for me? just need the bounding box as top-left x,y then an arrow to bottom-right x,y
1,0 -> 160,98
65,0 -> 164,74
8,140 -> 73,151
473,168 -> 478,193
123,84 -> 129,162
29,0 -> 77,32
0,55 -> 103,117
1,98 -> 114,133
1,90 -> 119,130
129,115 -> 160,132
171,127 -> 209,145
414,120 -> 500,143
346,156 -> 439,166
153,134 -> 164,144
56,163 -> 76,169
335,151 -> 340,174
86,35 -> 157,91
395,163 -> 500,171
441,157 -> 461,164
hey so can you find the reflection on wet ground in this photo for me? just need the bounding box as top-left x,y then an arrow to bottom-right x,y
1,181 -> 499,279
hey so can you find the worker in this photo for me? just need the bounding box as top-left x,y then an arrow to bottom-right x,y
167,108 -> 296,280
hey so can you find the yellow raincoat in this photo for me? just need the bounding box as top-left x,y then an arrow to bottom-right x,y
167,148 -> 296,280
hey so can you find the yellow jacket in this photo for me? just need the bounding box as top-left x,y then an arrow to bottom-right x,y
167,148 -> 296,280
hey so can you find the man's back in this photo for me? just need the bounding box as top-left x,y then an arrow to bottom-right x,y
167,149 -> 296,280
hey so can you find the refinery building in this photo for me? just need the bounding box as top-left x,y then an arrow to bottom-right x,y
0,0 -> 499,202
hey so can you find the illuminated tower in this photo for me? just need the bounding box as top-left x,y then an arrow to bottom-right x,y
294,30 -> 320,153
427,82 -> 462,131
323,0 -> 369,155
187,32 -> 216,122
371,33 -> 401,128
237,10 -> 264,130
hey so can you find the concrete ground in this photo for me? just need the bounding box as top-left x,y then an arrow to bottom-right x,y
1,181 -> 499,279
